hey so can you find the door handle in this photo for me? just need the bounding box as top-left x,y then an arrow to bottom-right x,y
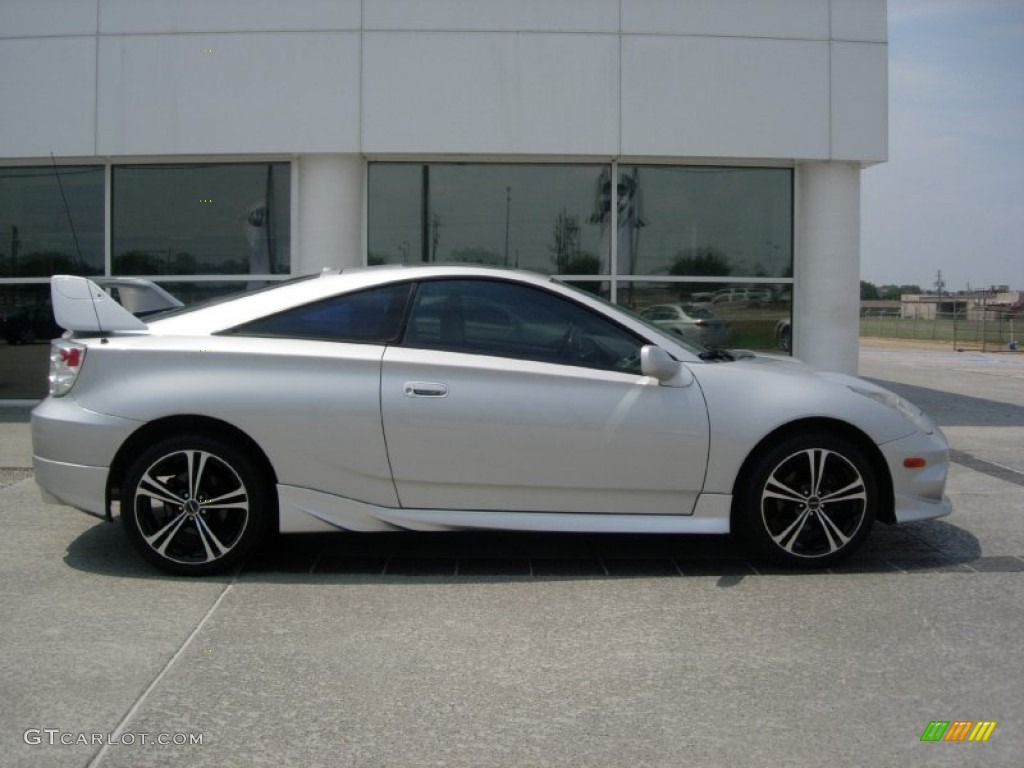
403,381 -> 449,398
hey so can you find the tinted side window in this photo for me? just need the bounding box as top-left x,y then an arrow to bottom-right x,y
227,283 -> 412,343
403,279 -> 642,373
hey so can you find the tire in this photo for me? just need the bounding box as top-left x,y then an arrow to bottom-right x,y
778,324 -> 792,353
121,434 -> 272,576
735,433 -> 877,568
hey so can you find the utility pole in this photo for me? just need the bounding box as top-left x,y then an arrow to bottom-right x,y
934,269 -> 945,324
504,186 -> 511,267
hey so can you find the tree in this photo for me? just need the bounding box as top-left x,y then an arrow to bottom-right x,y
877,284 -> 923,298
450,247 -> 503,266
114,250 -> 163,274
860,280 -> 880,300
668,247 -> 732,277
562,251 -> 599,275
550,208 -> 580,273
546,209 -> 600,274
172,252 -> 198,273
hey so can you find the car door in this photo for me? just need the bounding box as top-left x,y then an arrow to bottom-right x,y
380,278 -> 710,515
221,281 -> 413,507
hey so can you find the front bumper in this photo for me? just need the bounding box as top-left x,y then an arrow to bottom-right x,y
31,396 -> 142,518
879,428 -> 953,524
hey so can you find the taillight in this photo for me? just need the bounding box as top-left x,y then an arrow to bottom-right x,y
48,340 -> 87,397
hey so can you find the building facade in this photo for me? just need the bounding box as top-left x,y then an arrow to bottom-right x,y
0,0 -> 888,399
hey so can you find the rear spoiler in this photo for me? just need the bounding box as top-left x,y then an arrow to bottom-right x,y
51,275 -> 183,333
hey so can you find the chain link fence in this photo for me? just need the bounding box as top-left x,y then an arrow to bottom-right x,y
860,310 -> 1021,351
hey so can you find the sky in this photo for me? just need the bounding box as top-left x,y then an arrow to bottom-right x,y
861,0 -> 1024,292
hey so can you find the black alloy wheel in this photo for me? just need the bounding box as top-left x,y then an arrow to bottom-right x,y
737,433 -> 877,567
121,435 -> 271,575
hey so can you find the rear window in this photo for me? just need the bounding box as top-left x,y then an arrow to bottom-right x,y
224,283 -> 412,343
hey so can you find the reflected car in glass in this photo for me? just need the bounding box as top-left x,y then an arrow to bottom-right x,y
1,301 -> 63,345
698,287 -> 773,309
32,265 -> 951,575
639,303 -> 730,347
775,318 -> 793,353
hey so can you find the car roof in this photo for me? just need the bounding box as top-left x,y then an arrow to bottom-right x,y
147,265 -> 558,335
129,264 -> 705,362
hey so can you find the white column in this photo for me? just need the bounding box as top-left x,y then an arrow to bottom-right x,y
794,161 -> 861,374
296,154 -> 365,273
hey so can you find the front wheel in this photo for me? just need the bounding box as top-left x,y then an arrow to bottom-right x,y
735,433 -> 877,567
121,435 -> 272,575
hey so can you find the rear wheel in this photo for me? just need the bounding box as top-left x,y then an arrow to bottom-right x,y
777,323 -> 792,353
736,433 -> 877,567
121,435 -> 272,575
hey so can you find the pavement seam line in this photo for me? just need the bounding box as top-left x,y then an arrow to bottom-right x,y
86,573 -> 239,768
949,448 -> 1024,487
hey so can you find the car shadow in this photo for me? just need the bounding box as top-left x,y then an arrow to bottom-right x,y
62,519 -> 990,587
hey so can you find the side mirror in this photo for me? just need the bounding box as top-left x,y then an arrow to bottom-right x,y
640,345 -> 694,387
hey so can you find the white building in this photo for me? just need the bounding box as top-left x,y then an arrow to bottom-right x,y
0,0 -> 887,398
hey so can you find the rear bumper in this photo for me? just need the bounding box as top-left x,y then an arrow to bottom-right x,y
31,396 -> 141,517
33,456 -> 110,518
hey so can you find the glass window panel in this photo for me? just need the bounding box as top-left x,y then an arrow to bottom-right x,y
368,164 -> 608,275
0,166 -> 104,277
558,280 -> 610,301
148,281 -> 257,308
619,166 -> 792,279
112,163 -> 290,276
230,283 -> 412,343
617,281 -> 792,353
404,278 -> 641,372
0,284 -> 59,399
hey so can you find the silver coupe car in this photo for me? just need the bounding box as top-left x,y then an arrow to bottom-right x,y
32,266 -> 951,575
638,303 -> 730,347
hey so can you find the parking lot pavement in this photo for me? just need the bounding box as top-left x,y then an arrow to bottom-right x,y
1,346 -> 1022,767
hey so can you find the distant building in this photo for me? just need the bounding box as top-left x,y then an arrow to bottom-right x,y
901,290 -> 1022,320
860,300 -> 901,317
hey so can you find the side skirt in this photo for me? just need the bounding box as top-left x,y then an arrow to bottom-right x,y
277,485 -> 732,535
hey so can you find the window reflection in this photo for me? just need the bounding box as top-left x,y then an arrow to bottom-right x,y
369,164 -> 792,281
618,166 -> 792,279
112,163 -> 290,276
0,284 -> 58,399
368,164 -> 607,275
0,166 -> 104,277
367,162 -> 795,355
148,281 -> 257,307
618,281 -> 792,353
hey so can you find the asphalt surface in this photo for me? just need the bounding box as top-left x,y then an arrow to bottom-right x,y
1,344 -> 1022,767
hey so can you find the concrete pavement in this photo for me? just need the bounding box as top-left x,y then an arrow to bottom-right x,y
1,345 -> 1022,767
